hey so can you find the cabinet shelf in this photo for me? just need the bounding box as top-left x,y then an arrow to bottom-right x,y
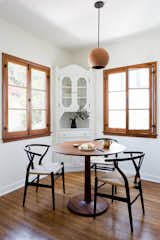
56,64 -> 93,130
59,112 -> 89,128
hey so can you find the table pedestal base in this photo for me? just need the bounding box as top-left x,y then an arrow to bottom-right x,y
67,194 -> 109,217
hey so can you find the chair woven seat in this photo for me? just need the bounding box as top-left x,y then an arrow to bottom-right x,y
91,138 -> 118,174
99,170 -> 140,188
91,156 -> 113,165
29,162 -> 63,175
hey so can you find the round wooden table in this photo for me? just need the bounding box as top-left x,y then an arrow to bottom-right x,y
53,140 -> 126,217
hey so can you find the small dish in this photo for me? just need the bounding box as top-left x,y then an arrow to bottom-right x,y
78,143 -> 95,151
78,147 -> 95,152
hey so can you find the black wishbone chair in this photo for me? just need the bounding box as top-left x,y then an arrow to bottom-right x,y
93,152 -> 145,232
91,138 -> 118,176
23,144 -> 65,209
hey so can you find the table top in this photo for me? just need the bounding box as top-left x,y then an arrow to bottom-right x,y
53,140 -> 126,157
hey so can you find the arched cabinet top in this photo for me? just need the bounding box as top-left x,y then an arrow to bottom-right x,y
55,64 -> 90,77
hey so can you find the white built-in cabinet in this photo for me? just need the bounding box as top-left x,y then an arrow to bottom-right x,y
53,64 -> 94,171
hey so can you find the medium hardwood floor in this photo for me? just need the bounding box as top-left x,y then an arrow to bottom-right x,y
0,171 -> 160,240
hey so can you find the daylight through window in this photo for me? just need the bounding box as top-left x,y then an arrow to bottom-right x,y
2,53 -> 50,142
103,62 -> 157,138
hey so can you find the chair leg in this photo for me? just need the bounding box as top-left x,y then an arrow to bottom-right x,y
51,172 -> 55,210
36,174 -> 40,192
61,163 -> 65,194
23,171 -> 29,207
125,186 -> 133,232
112,185 -> 114,203
94,164 -> 97,177
93,177 -> 98,219
114,185 -> 117,194
139,181 -> 145,215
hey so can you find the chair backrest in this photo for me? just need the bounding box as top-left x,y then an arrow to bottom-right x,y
24,144 -> 50,170
104,151 -> 145,185
94,137 -> 118,143
94,138 -> 118,158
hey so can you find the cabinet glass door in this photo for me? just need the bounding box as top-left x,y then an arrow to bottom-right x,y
77,78 -> 87,108
62,77 -> 72,107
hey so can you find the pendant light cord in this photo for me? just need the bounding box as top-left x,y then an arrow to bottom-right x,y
98,7 -> 100,48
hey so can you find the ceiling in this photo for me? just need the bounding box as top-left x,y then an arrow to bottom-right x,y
0,0 -> 160,50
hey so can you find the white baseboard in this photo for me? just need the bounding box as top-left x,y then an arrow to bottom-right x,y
141,173 -> 160,183
0,178 -> 24,197
1,169 -> 159,197
0,175 -> 47,197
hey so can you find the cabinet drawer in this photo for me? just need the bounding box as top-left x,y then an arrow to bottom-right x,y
57,131 -> 90,138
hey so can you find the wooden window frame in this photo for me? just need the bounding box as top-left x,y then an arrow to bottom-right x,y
2,53 -> 51,142
103,62 -> 157,138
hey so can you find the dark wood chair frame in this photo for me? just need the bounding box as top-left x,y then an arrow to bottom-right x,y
91,138 -> 118,194
23,144 -> 65,210
91,138 -> 118,175
93,151 -> 145,232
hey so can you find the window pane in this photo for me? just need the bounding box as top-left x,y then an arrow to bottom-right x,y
32,110 -> 46,130
31,69 -> 46,90
109,110 -> 126,128
129,110 -> 149,130
78,88 -> 86,98
108,72 -> 126,91
62,77 -> 71,87
78,78 -> 87,87
129,89 -> 149,109
8,62 -> 27,87
129,68 -> 149,88
109,92 -> 126,110
8,86 -> 26,109
32,90 -> 46,109
8,110 -> 26,132
62,87 -> 72,98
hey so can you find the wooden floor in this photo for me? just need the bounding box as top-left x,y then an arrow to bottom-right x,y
0,172 -> 160,240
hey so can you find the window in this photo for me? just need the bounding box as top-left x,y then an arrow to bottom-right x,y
103,62 -> 157,138
2,53 -> 50,142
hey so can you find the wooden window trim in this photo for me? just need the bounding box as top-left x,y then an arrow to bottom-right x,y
2,53 -> 51,142
103,62 -> 157,138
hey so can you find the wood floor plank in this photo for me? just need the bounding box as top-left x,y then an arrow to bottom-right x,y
0,172 -> 160,240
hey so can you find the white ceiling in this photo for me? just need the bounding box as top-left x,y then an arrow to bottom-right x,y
0,0 -> 160,50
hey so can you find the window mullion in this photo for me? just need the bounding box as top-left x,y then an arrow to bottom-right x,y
27,64 -> 31,135
126,70 -> 129,134
104,74 -> 109,132
150,64 -> 157,135
149,66 -> 152,134
153,63 -> 157,134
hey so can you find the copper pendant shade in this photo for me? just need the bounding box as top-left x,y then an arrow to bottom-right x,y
88,1 -> 109,69
88,47 -> 109,69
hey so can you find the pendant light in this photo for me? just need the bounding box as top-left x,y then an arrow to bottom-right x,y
88,1 -> 109,69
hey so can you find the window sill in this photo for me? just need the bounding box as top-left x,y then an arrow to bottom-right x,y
3,132 -> 51,143
103,131 -> 157,139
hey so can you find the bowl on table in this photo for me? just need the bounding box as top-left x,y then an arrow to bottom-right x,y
78,143 -> 95,151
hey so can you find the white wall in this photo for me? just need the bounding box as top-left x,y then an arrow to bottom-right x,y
0,18 -> 72,195
73,29 -> 160,183
72,28 -> 160,68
